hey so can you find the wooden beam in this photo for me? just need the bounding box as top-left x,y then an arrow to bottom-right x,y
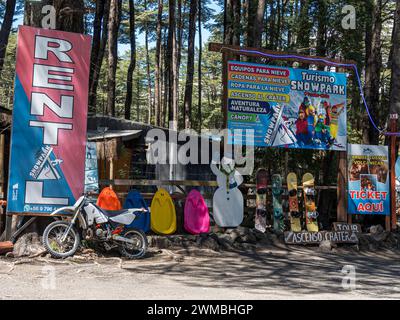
208,42 -> 357,68
337,151 -> 347,222
100,179 -> 337,191
0,134 -> 4,199
0,241 -> 13,255
390,114 -> 398,231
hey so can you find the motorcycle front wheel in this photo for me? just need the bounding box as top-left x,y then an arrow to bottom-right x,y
43,221 -> 80,259
118,229 -> 148,259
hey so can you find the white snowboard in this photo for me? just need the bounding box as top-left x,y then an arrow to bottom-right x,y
210,154 -> 244,227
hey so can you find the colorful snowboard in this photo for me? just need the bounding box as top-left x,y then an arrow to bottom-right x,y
97,187 -> 122,210
184,189 -> 210,235
123,190 -> 150,233
255,169 -> 268,233
150,188 -> 177,235
287,172 -> 301,232
271,174 -> 285,232
302,173 -> 319,232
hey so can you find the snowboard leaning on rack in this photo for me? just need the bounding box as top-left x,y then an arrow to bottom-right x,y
302,173 -> 319,232
271,174 -> 285,233
287,172 -> 302,232
255,168 -> 268,233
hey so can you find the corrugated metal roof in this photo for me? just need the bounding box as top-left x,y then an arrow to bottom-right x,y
87,129 -> 142,141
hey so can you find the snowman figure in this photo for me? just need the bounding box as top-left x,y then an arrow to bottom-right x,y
210,153 -> 244,227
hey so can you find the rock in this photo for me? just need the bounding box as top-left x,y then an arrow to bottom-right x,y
234,242 -> 256,251
148,236 -> 172,249
216,237 -> 235,251
252,229 -> 267,241
236,226 -> 250,236
319,240 -> 335,252
199,237 -> 219,251
369,225 -> 384,235
371,231 -> 389,242
185,235 -> 197,242
236,232 -> 257,244
222,230 -> 240,242
12,233 -> 46,258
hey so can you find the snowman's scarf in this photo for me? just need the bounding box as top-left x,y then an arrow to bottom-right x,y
219,165 -> 236,189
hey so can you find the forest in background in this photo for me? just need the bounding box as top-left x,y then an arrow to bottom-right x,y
0,0 -> 400,191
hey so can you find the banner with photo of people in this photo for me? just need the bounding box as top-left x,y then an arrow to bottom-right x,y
84,142 -> 99,194
227,61 -> 347,151
348,144 -> 390,216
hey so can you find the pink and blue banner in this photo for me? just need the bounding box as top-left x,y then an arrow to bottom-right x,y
7,26 -> 91,214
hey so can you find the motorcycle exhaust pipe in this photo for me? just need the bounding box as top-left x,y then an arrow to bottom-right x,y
112,235 -> 136,245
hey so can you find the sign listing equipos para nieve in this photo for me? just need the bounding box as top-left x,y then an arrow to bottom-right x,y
227,61 -> 347,151
347,144 -> 390,216
7,26 -> 91,214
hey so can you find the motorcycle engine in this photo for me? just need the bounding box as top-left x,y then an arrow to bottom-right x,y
95,224 -> 110,240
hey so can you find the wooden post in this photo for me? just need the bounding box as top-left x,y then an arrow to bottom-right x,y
389,114 -> 398,231
0,134 -> 4,199
5,214 -> 12,241
337,151 -> 347,222
222,52 -> 229,130
109,158 -> 114,189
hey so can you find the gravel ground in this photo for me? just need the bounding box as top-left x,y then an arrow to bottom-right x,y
0,246 -> 399,300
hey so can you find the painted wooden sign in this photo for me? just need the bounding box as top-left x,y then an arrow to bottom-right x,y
284,231 -> 359,245
332,222 -> 362,233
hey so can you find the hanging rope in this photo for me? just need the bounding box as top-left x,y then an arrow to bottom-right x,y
221,47 -> 400,136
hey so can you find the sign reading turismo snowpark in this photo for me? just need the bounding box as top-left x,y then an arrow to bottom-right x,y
7,26 -> 91,214
227,61 -> 347,151
347,144 -> 390,216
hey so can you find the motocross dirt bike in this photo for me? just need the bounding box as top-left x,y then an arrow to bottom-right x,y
42,195 -> 148,259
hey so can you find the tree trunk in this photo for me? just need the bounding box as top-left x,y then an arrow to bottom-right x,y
89,0 -> 106,113
198,0 -> 202,131
154,0 -> 163,126
0,0 -> 16,74
107,0 -> 122,117
268,0 -> 275,49
144,0 -> 152,124
24,0 -> 52,27
253,0 -> 266,48
89,0 -> 110,112
183,0 -> 198,129
316,0 -> 327,70
124,0 -> 136,120
297,0 -> 311,66
167,0 -> 178,130
162,31 -> 168,127
232,0 -> 241,45
53,0 -> 84,32
246,0 -> 257,47
224,0 -> 233,44
390,0 -> 400,115
363,0 -> 382,145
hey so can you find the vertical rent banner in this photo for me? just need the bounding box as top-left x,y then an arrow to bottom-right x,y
347,144 -> 390,215
7,26 -> 91,214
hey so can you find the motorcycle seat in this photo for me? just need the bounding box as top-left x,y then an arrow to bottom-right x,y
93,204 -> 136,217
102,209 -> 135,217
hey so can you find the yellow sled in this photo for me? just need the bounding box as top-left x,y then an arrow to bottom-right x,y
150,188 -> 177,235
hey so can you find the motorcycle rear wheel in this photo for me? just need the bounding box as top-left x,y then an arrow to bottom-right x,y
118,229 -> 148,259
43,221 -> 80,259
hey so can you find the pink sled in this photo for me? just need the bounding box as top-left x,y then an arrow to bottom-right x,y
184,189 -> 210,235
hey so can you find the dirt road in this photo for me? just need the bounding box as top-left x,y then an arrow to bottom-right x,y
1,246 -> 399,300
